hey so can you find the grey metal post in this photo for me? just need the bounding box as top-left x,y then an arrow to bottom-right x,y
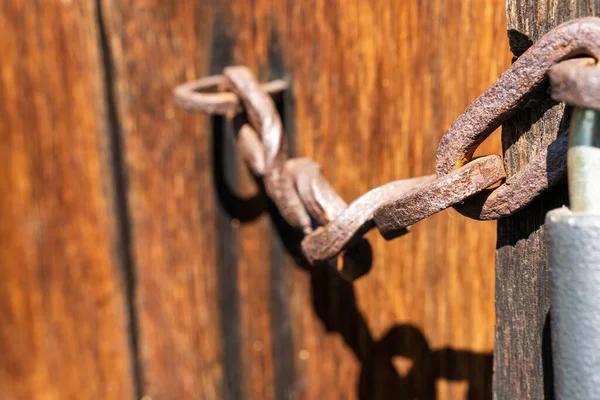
546,108 -> 600,399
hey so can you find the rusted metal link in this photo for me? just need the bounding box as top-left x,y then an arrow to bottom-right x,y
373,156 -> 505,238
174,74 -> 288,115
238,124 -> 267,176
432,17 -> 600,220
222,67 -> 313,233
224,67 -> 285,168
452,130 -> 569,220
301,176 -> 434,263
286,158 -> 347,225
221,67 -> 436,262
371,18 -> 600,232
549,57 -> 600,111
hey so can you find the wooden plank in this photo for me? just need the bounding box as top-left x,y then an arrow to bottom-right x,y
98,1 -> 226,398
495,1 -> 600,399
0,1 -> 135,398
102,0 -> 510,398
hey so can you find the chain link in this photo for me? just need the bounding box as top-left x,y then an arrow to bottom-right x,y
174,17 -> 600,264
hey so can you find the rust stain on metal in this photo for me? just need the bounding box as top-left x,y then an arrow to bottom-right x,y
549,57 -> 600,110
454,130 -> 568,220
223,67 -> 313,233
435,17 -> 600,219
223,66 -> 285,167
373,155 -> 505,238
238,124 -> 267,176
301,176 -> 434,263
286,158 -> 347,225
438,17 -> 600,174
173,74 -> 288,115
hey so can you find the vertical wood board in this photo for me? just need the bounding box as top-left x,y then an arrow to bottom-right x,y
495,1 -> 600,399
0,1 -> 135,398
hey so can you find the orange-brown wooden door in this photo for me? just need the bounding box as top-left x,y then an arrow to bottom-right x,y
0,0 -> 510,399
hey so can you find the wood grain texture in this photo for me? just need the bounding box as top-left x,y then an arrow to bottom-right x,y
101,0 -> 511,399
495,2 -> 600,399
98,1 -> 225,398
0,1 -> 135,399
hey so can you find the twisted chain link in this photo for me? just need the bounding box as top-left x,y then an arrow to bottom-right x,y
174,17 -> 600,264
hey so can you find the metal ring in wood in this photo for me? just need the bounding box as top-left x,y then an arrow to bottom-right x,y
173,74 -> 288,115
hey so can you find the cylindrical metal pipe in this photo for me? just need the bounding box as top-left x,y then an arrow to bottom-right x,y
546,208 -> 600,399
547,104 -> 600,399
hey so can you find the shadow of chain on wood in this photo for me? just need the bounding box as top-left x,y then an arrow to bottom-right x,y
210,105 -> 494,398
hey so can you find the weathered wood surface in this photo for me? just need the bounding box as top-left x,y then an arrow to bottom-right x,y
0,1 -> 135,399
99,1 -> 510,398
495,1 -> 600,399
1,0 -> 512,399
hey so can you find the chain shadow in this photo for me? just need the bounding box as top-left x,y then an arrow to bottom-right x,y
211,114 -> 267,222
268,198 -> 493,399
312,265 -> 493,400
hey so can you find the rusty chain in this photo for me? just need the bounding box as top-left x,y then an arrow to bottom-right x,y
174,17 -> 600,265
